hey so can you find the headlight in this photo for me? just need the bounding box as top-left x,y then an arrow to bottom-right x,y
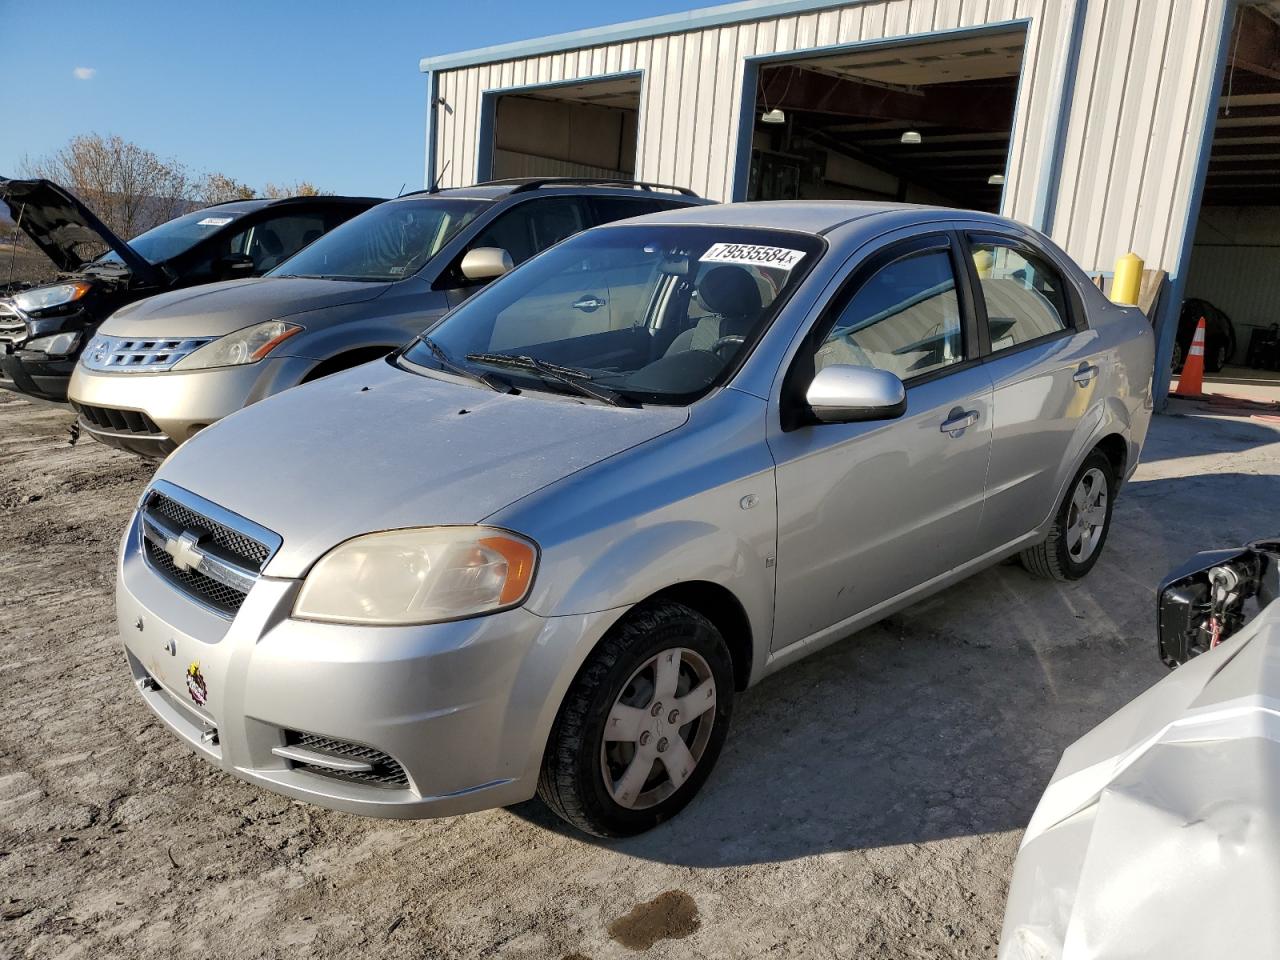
171,320 -> 302,371
13,281 -> 92,313
293,526 -> 538,625
25,331 -> 81,356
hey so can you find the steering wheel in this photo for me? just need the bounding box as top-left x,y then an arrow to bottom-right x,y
709,334 -> 746,358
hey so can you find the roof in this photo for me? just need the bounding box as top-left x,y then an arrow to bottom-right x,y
605,199 -> 1009,235
418,0 -> 854,72
393,178 -> 708,203
204,195 -> 384,212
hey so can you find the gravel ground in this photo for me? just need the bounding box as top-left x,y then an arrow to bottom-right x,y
2,391 -> 1277,960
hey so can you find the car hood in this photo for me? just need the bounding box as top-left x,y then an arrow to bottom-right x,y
154,360 -> 688,578
98,276 -> 391,338
999,604 -> 1280,959
0,177 -> 159,281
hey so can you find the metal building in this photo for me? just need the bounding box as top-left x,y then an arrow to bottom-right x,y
420,0 -> 1280,404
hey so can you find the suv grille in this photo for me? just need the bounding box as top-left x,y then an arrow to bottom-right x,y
75,402 -> 163,436
0,302 -> 26,345
80,333 -> 215,372
138,483 -> 279,618
284,731 -> 410,788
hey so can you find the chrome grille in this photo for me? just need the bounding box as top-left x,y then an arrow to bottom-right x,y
284,731 -> 410,788
80,333 -> 214,372
138,481 -> 280,618
0,301 -> 26,344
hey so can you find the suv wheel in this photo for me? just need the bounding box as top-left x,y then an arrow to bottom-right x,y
1020,450 -> 1116,581
538,601 -> 734,837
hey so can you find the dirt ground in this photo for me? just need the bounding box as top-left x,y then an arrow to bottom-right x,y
2,391 -> 1278,960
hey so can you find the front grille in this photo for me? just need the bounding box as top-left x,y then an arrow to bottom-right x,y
75,402 -> 163,435
138,483 -> 280,618
0,302 -> 26,344
149,492 -> 270,570
143,536 -> 250,615
80,333 -> 214,372
284,731 -> 410,788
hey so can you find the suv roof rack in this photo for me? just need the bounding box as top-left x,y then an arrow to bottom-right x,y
479,177 -> 699,197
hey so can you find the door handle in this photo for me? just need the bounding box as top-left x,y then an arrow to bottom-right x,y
1073,362 -> 1099,386
572,296 -> 606,313
940,407 -> 980,437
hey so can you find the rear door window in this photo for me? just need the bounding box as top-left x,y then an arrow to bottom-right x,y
965,236 -> 1070,352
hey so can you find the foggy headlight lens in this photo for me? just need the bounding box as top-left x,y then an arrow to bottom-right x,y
25,331 -> 82,356
293,527 -> 538,625
172,320 -> 301,371
13,281 -> 92,312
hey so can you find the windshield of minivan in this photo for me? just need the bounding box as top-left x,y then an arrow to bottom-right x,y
399,224 -> 824,405
269,198 -> 487,282
97,208 -> 249,265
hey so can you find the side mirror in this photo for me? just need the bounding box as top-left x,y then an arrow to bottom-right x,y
218,253 -> 256,279
460,246 -> 513,282
805,364 -> 906,424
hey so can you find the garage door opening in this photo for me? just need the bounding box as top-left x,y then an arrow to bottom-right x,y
487,75 -> 640,182
744,29 -> 1026,211
1179,3 -> 1280,397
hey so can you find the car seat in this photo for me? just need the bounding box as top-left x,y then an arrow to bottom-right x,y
665,265 -> 764,356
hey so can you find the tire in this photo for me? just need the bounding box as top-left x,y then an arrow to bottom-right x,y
1020,450 -> 1116,582
537,601 -> 735,837
1171,340 -> 1184,373
1207,344 -> 1228,373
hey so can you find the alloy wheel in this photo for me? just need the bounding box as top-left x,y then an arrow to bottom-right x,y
1066,467 -> 1108,563
600,647 -> 717,810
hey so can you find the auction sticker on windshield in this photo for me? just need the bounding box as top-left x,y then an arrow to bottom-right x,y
700,243 -> 806,270
197,217 -> 234,227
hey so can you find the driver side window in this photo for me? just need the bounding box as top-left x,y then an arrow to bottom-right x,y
814,247 -> 964,382
445,198 -> 589,290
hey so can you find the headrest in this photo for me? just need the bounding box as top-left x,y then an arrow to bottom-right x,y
697,265 -> 762,318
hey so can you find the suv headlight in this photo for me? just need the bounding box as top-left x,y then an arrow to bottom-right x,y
12,281 -> 92,313
171,320 -> 302,371
293,527 -> 538,625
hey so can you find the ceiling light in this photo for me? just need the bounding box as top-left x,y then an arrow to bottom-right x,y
988,173 -> 1006,185
900,130 -> 922,144
761,108 -> 786,124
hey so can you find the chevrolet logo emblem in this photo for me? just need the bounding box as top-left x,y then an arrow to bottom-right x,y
164,530 -> 206,573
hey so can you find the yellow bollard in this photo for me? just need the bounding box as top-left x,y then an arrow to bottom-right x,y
1111,252 -> 1144,306
973,249 -> 994,279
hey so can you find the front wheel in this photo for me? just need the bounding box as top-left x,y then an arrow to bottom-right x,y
1020,450 -> 1116,581
537,601 -> 735,837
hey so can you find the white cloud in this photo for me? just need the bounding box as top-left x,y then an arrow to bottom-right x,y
72,67 -> 96,80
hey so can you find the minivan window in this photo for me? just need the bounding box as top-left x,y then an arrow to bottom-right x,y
401,224 -> 823,405
271,198 -> 487,282
98,208 -> 249,265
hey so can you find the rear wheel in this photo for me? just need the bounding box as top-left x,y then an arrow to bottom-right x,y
1171,340 -> 1184,372
1020,450 -> 1116,581
537,601 -> 734,837
1207,343 -> 1228,373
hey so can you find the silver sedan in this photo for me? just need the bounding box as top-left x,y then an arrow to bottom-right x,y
116,201 -> 1154,836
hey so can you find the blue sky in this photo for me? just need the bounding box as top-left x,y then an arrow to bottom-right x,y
2,0 -> 706,198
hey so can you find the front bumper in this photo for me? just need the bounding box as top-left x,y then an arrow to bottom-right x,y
69,356 -> 313,456
116,511 -> 621,818
0,349 -> 74,402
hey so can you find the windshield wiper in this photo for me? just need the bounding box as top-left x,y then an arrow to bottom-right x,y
465,353 -> 638,407
417,337 -> 515,393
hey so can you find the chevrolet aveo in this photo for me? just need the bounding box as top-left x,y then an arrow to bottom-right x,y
118,202 -> 1154,837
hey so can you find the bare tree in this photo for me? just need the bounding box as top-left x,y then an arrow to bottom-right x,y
199,172 -> 257,205
262,180 -> 329,198
20,133 -> 196,240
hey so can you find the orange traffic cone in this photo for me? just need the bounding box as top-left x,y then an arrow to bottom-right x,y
1174,317 -> 1207,398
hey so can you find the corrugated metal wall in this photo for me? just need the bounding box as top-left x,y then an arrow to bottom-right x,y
430,0 -> 1229,275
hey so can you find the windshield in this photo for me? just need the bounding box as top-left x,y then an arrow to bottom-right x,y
97,208 -> 249,265
269,198 -> 487,282
399,225 -> 824,405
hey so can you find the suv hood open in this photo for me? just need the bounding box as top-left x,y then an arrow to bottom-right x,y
0,177 -> 159,282
99,276 -> 391,338
154,360 -> 687,578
